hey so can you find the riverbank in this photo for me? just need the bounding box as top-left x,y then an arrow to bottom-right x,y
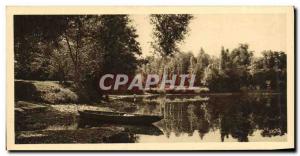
15,80 -> 79,104
15,80 -> 282,103
14,80 -> 143,143
14,100 -> 141,143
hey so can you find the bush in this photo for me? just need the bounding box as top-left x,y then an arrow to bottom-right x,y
15,80 -> 78,104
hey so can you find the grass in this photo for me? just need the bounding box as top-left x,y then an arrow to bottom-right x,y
15,80 -> 78,104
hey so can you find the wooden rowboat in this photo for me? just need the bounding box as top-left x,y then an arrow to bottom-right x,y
78,110 -> 163,125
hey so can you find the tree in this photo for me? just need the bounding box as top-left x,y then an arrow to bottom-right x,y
150,14 -> 193,57
14,15 -> 143,99
194,48 -> 210,85
251,50 -> 286,91
204,44 -> 254,92
60,16 -> 100,87
14,15 -> 68,80
48,42 -> 73,83
230,44 -> 253,68
94,15 -> 142,76
220,46 -> 230,70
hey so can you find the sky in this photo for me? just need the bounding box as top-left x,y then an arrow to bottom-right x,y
130,14 -> 286,57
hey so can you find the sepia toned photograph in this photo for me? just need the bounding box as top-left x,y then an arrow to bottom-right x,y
6,6 -> 294,151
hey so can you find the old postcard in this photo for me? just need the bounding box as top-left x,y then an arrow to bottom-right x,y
6,6 -> 294,151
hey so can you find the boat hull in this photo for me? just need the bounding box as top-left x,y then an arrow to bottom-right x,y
78,110 -> 163,125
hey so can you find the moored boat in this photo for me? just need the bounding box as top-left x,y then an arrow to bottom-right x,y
78,110 -> 163,125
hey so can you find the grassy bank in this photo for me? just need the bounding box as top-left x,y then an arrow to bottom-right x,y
15,80 -> 79,104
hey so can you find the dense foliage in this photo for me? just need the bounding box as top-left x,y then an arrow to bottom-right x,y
14,15 -> 142,84
150,14 -> 193,57
141,44 -> 286,92
14,15 -> 286,96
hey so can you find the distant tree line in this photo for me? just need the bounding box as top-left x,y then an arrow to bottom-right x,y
141,44 -> 286,92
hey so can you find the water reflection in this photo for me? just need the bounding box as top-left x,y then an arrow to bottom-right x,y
15,94 -> 287,143
78,121 -> 163,136
134,94 -> 287,142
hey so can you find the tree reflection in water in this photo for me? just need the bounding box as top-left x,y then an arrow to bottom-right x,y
137,94 -> 287,142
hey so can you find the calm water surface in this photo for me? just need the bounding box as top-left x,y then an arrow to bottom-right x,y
16,94 -> 287,143
130,94 -> 287,142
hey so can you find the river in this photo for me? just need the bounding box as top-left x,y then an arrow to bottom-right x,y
15,93 -> 287,143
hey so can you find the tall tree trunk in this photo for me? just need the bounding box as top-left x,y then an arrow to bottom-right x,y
65,35 -> 80,87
